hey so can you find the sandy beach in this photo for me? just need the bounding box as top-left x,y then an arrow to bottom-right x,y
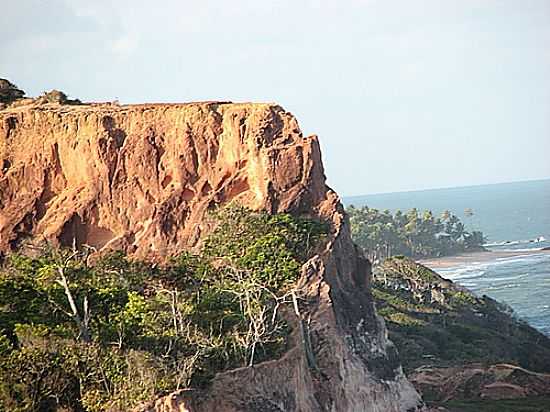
419,249 -> 550,270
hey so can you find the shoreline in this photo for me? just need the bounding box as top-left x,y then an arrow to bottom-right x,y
418,249 -> 550,270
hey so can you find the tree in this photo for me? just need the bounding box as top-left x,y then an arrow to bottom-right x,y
0,79 -> 25,104
347,205 -> 485,261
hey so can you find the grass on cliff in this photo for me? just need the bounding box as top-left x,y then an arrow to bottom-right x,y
0,206 -> 328,412
373,257 -> 550,374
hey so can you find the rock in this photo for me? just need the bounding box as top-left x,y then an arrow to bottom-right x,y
409,363 -> 550,402
0,102 -> 424,411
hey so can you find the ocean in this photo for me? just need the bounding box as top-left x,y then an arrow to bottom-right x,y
343,178 -> 550,335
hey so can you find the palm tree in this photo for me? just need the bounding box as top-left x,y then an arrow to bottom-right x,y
452,222 -> 466,242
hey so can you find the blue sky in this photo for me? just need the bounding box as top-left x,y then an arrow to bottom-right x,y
2,0 -> 549,195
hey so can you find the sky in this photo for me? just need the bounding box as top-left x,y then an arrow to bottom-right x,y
2,0 -> 550,196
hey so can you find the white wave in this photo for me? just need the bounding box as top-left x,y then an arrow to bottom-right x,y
480,273 -> 529,283
443,269 -> 486,281
484,235 -> 548,247
437,267 -> 476,277
493,254 -> 550,266
493,248 -> 546,253
436,255 -> 548,279
484,283 -> 521,291
438,265 -> 474,273
484,240 -> 521,247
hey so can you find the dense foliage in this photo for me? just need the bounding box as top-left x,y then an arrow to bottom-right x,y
0,78 -> 25,104
0,206 -> 327,412
347,205 -> 486,261
372,257 -> 550,374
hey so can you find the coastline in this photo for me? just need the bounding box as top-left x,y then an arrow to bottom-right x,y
418,249 -> 550,270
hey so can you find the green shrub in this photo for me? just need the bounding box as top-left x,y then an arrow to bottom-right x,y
0,206 -> 328,411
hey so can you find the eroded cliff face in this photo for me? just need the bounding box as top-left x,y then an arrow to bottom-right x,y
0,102 -> 423,411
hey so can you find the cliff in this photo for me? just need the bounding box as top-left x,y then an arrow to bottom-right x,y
372,257 -> 550,374
0,101 -> 423,411
372,257 -> 550,409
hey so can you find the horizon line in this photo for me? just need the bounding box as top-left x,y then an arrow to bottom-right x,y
342,176 -> 550,199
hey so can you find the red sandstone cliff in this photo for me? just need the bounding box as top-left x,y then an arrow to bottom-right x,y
0,101 -> 423,411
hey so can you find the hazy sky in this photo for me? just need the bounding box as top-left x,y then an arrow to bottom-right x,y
2,0 -> 549,195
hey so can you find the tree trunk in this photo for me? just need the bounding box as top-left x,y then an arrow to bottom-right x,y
57,267 -> 91,343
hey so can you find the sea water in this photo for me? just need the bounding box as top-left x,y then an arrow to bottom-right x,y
343,179 -> 550,335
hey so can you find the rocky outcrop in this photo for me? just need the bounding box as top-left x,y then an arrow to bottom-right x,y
0,102 -> 423,411
372,257 -> 550,375
372,257 -> 550,410
410,363 -> 550,402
